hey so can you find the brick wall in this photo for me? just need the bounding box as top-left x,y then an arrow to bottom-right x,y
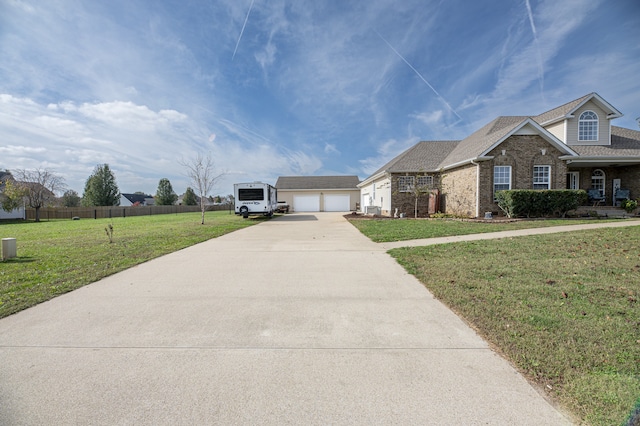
390,173 -> 440,217
480,135 -> 568,214
441,135 -> 570,217
441,164 -> 477,217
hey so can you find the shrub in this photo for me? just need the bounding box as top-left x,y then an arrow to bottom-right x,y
620,198 -> 638,213
496,190 -> 587,218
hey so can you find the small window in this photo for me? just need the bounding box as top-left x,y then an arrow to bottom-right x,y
398,176 -> 415,192
579,111 -> 598,141
417,176 -> 433,188
494,166 -> 511,199
533,165 -> 551,189
238,188 -> 264,201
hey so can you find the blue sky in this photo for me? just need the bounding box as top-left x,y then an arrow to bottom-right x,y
1,0 -> 639,197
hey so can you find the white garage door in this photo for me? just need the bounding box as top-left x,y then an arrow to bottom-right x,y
293,195 -> 320,212
324,194 -> 350,212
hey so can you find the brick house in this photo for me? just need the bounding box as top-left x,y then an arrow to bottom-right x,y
358,93 -> 640,218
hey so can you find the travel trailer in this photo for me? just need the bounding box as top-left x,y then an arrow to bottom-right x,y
234,182 -> 278,218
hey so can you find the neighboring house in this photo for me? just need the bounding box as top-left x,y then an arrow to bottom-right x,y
275,176 -> 361,212
359,93 -> 640,217
176,193 -> 216,206
0,171 -> 26,220
119,193 -> 155,206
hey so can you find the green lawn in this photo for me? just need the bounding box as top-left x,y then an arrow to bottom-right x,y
0,211 -> 264,318
348,217 -> 623,242
349,217 -> 640,426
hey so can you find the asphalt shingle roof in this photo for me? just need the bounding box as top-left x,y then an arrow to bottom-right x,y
533,93 -> 593,125
369,141 -> 460,176
121,193 -> 150,204
362,93 -> 640,181
440,116 -> 528,167
276,175 -> 360,190
570,126 -> 640,157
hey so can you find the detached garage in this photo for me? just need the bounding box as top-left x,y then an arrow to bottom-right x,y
276,176 -> 361,212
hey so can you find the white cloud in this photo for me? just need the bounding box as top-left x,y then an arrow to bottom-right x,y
0,145 -> 47,155
324,143 -> 340,155
490,0 -> 602,102
359,136 -> 420,175
0,94 -> 325,195
413,110 -> 443,126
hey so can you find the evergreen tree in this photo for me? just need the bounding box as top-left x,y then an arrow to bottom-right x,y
155,178 -> 178,205
183,187 -> 197,205
82,164 -> 120,206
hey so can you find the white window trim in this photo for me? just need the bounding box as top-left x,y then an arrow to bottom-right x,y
416,175 -> 433,188
398,176 -> 415,192
493,165 -> 512,200
578,110 -> 598,142
533,165 -> 551,190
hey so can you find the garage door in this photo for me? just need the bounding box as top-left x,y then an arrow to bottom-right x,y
293,195 -> 320,212
324,194 -> 350,212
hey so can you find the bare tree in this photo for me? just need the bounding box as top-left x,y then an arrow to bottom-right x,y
11,168 -> 65,222
180,153 -> 225,224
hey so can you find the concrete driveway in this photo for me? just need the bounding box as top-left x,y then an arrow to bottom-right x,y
0,212 -> 572,425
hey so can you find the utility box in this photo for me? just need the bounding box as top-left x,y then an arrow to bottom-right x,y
2,238 -> 17,260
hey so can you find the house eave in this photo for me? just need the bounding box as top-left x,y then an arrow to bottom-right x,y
537,93 -> 623,126
357,171 -> 389,188
480,118 -> 578,157
441,156 -> 493,171
562,156 -> 640,167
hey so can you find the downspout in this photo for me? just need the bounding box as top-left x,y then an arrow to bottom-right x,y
471,159 -> 480,218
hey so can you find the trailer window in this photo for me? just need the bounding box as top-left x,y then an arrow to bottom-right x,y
238,188 -> 264,201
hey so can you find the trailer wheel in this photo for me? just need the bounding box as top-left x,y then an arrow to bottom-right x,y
240,206 -> 249,218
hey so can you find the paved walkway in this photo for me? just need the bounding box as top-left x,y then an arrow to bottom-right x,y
2,213 -> 628,424
381,218 -> 640,250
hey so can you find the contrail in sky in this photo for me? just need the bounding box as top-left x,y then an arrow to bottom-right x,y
375,30 -> 462,122
232,0 -> 255,60
525,0 -> 545,97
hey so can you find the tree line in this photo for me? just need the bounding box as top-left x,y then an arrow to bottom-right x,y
1,153 -> 225,223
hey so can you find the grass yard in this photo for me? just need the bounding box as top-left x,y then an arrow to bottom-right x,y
348,216 -> 623,243
367,222 -> 640,426
0,211 -> 265,318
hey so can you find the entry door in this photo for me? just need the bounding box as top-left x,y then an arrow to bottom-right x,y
566,172 -> 579,190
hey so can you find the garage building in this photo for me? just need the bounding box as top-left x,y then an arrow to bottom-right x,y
275,176 -> 361,212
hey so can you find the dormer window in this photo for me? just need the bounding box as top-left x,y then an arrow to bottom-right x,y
578,111 -> 598,141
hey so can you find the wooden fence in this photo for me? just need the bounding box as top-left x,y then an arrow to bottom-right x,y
25,204 -> 234,220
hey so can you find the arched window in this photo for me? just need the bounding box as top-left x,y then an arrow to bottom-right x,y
591,169 -> 605,196
579,111 -> 598,141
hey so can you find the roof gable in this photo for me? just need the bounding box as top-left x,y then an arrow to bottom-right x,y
276,175 -> 360,190
534,92 -> 623,126
440,116 -> 527,168
440,117 -> 577,170
121,193 -> 149,204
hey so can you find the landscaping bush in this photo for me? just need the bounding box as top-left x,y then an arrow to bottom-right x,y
496,189 -> 587,218
620,198 -> 638,214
